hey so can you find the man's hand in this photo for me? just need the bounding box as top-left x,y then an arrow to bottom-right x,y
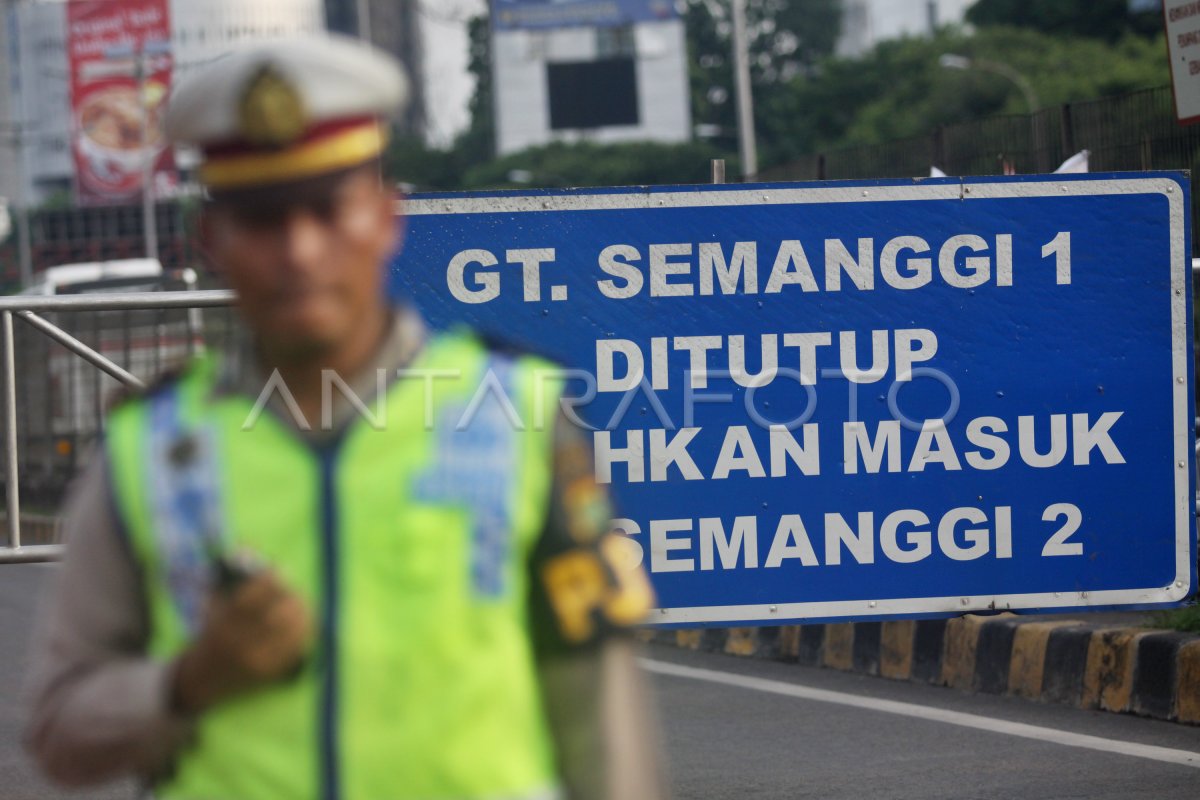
171,572 -> 312,716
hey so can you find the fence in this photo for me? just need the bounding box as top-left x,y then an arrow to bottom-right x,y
761,85 -> 1200,249
0,291 -> 237,562
0,203 -> 195,293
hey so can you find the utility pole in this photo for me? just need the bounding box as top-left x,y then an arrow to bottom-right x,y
356,0 -> 372,42
135,48 -> 158,262
730,0 -> 758,179
1,0 -> 34,286
1,123 -> 34,288
106,40 -> 170,262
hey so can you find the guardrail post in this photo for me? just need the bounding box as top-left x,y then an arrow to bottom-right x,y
711,158 -> 726,185
4,311 -> 20,551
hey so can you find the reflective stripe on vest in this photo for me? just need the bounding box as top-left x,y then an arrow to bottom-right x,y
145,385 -> 224,635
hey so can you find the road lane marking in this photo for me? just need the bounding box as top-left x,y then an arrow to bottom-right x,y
641,658 -> 1200,769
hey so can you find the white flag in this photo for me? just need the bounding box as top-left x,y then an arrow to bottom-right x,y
930,166 -> 947,178
1054,150 -> 1090,174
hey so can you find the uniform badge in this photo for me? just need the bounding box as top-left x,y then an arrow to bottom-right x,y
238,66 -> 307,148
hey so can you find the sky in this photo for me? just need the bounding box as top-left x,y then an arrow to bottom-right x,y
870,0 -> 975,40
421,0 -> 486,147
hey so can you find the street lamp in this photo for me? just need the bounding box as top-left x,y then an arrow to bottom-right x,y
939,53 -> 1040,114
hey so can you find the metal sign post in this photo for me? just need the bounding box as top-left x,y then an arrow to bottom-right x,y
393,173 -> 1196,626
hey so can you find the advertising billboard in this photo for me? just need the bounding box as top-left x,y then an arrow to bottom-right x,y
67,0 -> 174,205
491,0 -> 677,31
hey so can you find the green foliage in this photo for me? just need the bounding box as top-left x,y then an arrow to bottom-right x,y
966,0 -> 1163,42
685,0 -> 843,161
38,189 -> 74,211
456,15 -> 496,169
779,26 -> 1171,152
385,134 -> 728,193
1149,603 -> 1200,634
383,135 -> 465,191
463,140 -> 729,190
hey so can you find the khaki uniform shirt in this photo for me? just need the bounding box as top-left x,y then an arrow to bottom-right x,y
24,309 -> 657,795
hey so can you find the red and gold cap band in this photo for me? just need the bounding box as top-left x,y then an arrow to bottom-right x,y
198,118 -> 387,190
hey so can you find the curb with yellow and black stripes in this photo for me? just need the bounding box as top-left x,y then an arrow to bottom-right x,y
641,615 -> 1200,724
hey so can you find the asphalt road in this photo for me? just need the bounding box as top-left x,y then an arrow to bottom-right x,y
2,565 -> 1197,800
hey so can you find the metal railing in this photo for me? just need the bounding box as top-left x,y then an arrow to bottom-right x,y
760,85 -> 1200,255
0,290 -> 235,563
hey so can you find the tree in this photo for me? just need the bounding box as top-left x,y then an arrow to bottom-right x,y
965,0 -> 1163,42
462,140 -> 728,190
455,15 -> 495,169
685,0 -> 843,164
383,135 -> 464,191
775,25 -> 1170,153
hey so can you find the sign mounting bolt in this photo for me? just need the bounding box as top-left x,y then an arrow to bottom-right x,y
769,605 -> 778,613
960,597 -> 970,606
868,601 -> 877,608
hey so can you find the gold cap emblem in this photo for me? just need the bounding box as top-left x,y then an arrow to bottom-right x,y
238,66 -> 307,148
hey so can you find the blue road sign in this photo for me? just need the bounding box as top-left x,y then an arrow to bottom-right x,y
490,0 -> 677,31
391,174 -> 1196,626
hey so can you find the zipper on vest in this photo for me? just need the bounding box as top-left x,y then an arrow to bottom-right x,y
317,441 -> 343,800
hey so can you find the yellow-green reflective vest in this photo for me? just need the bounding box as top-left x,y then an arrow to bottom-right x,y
105,332 -> 563,800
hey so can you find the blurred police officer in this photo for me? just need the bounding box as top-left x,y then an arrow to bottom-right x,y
25,36 -> 665,800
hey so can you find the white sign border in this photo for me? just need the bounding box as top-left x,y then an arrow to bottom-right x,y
407,177 -> 1193,624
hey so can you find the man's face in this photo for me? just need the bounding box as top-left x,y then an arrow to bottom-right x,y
203,165 -> 399,360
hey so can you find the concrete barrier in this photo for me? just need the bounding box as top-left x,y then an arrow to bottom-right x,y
641,616 -> 1200,725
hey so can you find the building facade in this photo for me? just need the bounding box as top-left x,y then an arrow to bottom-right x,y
324,0 -> 426,138
492,18 -> 691,156
0,0 -> 324,281
2,0 -> 325,206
